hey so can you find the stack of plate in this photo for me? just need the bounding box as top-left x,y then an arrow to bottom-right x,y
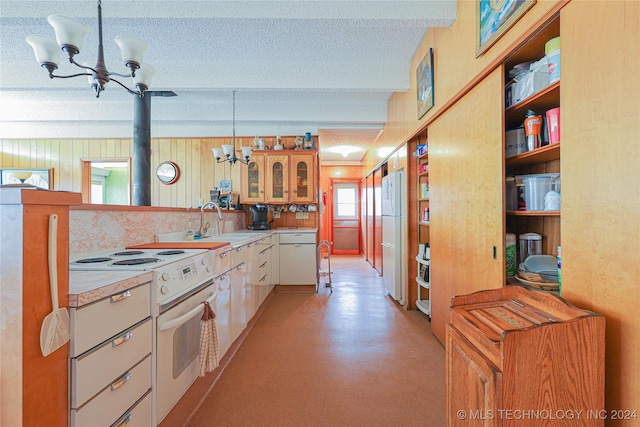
516,255 -> 559,291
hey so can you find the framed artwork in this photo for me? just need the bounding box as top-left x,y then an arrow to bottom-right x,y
416,48 -> 434,119
477,0 -> 535,56
0,168 -> 53,189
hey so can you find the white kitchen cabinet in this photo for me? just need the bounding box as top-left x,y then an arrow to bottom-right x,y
69,279 -> 153,427
213,270 -> 233,359
278,231 -> 317,285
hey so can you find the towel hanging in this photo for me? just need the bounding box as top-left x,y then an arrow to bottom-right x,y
199,301 -> 219,376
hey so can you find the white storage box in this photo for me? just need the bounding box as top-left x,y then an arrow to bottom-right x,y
505,128 -> 526,158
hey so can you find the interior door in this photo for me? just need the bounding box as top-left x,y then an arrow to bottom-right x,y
373,168 -> 383,275
331,180 -> 360,255
366,174 -> 374,264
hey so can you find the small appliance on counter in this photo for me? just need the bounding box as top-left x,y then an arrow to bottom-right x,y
248,204 -> 272,230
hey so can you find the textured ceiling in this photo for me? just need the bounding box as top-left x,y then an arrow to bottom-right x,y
0,0 -> 456,161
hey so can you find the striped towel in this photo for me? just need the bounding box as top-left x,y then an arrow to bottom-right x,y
199,301 -> 219,377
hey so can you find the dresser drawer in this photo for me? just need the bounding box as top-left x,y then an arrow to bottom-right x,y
71,355 -> 151,427
111,390 -> 152,427
279,232 -> 316,244
71,318 -> 152,408
71,282 -> 151,356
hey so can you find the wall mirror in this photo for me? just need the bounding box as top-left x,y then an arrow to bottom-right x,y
156,161 -> 180,185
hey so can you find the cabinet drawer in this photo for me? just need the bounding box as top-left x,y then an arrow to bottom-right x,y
71,355 -> 151,427
111,390 -> 152,427
212,248 -> 232,276
231,244 -> 249,266
279,232 -> 316,244
71,319 -> 152,408
71,283 -> 151,356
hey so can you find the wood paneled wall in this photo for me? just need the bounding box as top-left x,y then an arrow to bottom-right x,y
0,137 -> 308,210
561,1 -> 640,420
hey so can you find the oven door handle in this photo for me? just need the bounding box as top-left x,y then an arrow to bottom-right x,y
159,291 -> 217,332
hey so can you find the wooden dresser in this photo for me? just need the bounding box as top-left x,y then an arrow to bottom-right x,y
446,285 -> 605,426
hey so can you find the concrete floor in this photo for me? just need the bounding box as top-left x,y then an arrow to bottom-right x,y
183,255 -> 446,426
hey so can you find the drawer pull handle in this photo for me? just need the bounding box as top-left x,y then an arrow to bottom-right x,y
114,413 -> 133,427
111,372 -> 132,391
112,331 -> 133,347
220,252 -> 228,258
260,275 -> 267,282
294,244 -> 302,247
110,290 -> 131,303
260,262 -> 267,268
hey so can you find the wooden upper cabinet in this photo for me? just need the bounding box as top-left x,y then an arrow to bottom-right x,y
289,153 -> 315,203
240,151 -> 317,204
240,154 -> 265,204
265,155 -> 289,203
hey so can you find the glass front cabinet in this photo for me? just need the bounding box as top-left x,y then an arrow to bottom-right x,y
240,154 -> 265,204
290,154 -> 315,203
266,155 -> 289,203
240,152 -> 316,204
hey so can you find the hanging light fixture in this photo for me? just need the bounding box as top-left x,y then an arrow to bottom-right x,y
212,91 -> 252,165
25,0 -> 155,98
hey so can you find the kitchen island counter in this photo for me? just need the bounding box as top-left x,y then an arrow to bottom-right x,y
69,270 -> 154,308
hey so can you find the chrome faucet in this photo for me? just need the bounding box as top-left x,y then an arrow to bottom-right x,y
198,201 -> 223,237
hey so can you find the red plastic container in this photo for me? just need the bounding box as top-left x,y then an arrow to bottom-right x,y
546,107 -> 560,144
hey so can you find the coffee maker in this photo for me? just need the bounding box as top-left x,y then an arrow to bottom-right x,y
248,204 -> 271,230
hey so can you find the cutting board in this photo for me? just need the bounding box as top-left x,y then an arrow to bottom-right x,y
127,241 -> 230,250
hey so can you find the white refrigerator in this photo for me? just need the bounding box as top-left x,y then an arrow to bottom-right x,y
381,171 -> 405,304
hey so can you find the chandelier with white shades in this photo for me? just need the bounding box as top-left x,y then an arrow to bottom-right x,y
26,0 -> 155,98
212,91 -> 252,166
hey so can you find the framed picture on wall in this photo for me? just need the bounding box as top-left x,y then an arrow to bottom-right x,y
416,47 -> 434,119
0,168 -> 53,189
477,0 -> 535,56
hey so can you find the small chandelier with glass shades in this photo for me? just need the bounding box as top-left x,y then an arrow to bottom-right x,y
212,91 -> 252,166
26,0 -> 155,98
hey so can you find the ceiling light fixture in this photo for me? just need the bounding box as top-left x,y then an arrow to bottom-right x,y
212,91 -> 252,165
26,0 -> 155,98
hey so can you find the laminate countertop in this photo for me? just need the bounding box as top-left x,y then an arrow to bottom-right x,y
69,270 -> 154,308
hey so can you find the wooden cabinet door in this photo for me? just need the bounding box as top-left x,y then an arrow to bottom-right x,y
429,68 -> 504,343
265,155 -> 289,203
240,155 -> 265,203
446,325 -> 502,427
289,154 -> 315,203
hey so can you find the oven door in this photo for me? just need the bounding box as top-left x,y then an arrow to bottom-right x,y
156,280 -> 216,423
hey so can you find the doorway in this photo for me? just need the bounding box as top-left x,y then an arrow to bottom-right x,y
331,180 -> 361,255
82,159 -> 131,205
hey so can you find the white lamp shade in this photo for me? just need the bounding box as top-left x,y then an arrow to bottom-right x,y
82,62 -> 97,86
212,147 -> 223,159
132,63 -> 156,87
241,146 -> 252,158
114,35 -> 148,65
26,35 -> 61,66
47,14 -> 89,51
221,145 -> 234,156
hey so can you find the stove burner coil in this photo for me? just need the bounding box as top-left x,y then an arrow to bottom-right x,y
74,257 -> 113,264
112,258 -> 161,266
112,250 -> 145,256
156,250 -> 186,256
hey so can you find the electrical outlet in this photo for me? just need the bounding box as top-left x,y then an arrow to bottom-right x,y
273,211 -> 280,218
296,212 -> 309,219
